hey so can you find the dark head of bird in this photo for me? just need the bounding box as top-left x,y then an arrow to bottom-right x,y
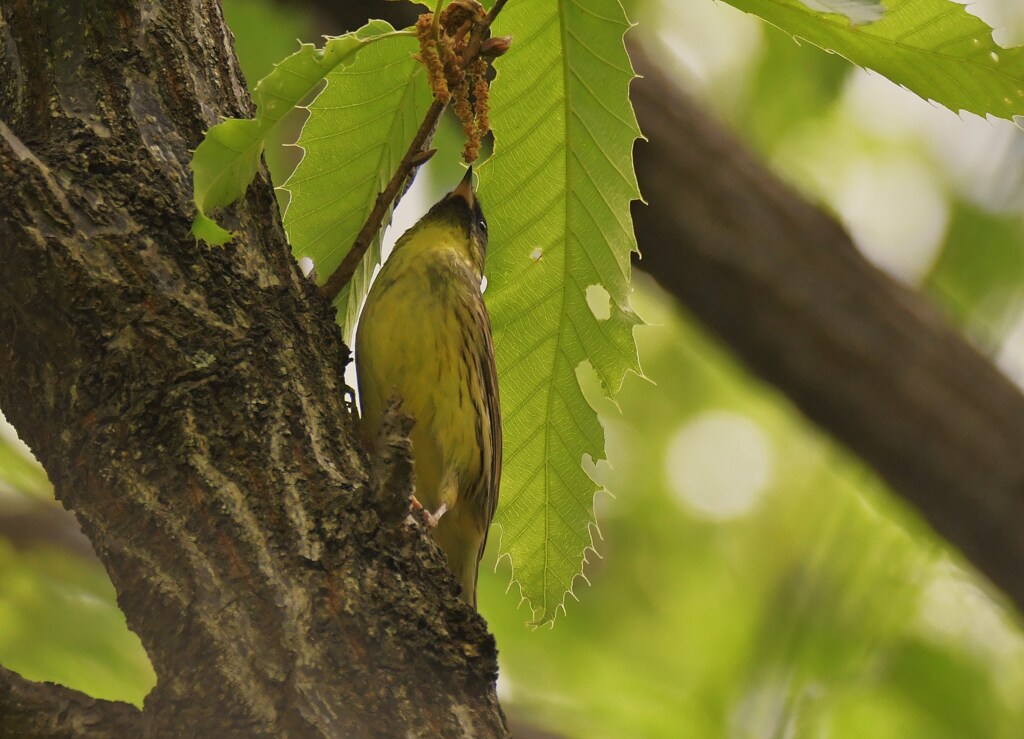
425,166 -> 489,263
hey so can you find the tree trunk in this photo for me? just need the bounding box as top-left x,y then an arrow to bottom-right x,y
0,1 -> 506,736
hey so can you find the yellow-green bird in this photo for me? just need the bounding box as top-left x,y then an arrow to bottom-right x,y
356,167 -> 501,607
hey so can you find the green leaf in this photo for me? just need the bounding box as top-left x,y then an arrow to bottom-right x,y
481,0 -> 642,624
221,0 -> 315,83
281,32 -> 432,342
723,0 -> 1024,120
190,212 -> 234,246
189,21 -> 405,242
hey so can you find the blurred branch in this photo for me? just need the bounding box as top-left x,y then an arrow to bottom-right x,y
287,0 -> 420,34
0,501 -> 96,558
0,665 -> 140,738
631,51 -> 1024,614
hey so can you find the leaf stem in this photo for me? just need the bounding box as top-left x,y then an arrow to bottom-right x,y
352,29 -> 419,49
432,0 -> 444,40
318,2 -> 511,303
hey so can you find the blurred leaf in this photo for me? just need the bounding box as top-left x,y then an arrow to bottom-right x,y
221,0 -> 314,84
481,0 -> 642,624
0,542 -> 153,706
742,23 -> 851,152
0,435 -> 50,500
884,640 -> 1004,737
189,21 -> 408,243
723,0 -> 1024,119
798,0 -> 882,24
825,686 -> 953,739
282,30 -> 431,342
924,201 -> 1024,337
482,279 -> 1024,737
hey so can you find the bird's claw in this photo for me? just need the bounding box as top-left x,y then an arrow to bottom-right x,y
408,496 -> 448,528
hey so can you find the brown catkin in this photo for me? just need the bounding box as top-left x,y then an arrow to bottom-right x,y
416,4 -> 493,162
471,57 -> 490,138
417,13 -> 449,103
440,2 -> 477,37
454,74 -> 479,162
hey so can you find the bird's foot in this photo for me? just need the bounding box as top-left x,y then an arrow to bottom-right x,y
408,496 -> 448,528
423,502 -> 448,528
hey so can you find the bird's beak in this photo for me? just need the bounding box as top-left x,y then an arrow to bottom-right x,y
450,166 -> 475,208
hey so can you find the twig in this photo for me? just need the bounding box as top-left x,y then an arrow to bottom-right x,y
431,0 -> 444,40
318,1 -> 511,303
318,100 -> 444,302
487,0 -> 510,24
467,0 -> 508,59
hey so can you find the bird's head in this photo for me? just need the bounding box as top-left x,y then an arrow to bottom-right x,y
421,166 -> 489,272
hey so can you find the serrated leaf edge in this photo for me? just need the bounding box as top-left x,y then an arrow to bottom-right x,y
189,21 -> 415,240
487,0 -> 644,626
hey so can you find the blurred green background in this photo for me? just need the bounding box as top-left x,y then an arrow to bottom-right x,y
3,0 -> 1024,735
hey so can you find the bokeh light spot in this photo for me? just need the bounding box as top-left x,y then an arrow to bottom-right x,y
833,157 -> 948,285
664,411 -> 773,521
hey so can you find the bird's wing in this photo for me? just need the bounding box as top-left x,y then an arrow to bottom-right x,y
474,302 -> 502,566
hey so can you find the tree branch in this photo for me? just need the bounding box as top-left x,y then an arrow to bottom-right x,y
631,53 -> 1024,613
0,1 -> 505,735
318,101 -> 444,301
0,665 -> 140,739
0,501 -> 95,558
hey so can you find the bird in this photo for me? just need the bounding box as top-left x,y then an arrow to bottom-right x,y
355,167 -> 501,607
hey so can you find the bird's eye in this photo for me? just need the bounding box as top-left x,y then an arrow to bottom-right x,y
478,218 -> 488,235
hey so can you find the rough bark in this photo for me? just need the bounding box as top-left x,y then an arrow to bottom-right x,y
631,55 -> 1024,613
0,666 -> 141,739
0,1 -> 505,736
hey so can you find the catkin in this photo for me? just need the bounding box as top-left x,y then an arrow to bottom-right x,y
416,6 -> 493,163
417,14 -> 449,103
472,56 -> 490,138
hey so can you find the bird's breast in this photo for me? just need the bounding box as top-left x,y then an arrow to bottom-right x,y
356,245 -> 491,504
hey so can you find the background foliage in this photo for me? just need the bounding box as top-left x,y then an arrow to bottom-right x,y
726,0 -> 1024,119
3,0 -> 1024,735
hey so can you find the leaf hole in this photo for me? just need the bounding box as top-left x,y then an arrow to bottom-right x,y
586,284 -> 611,321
